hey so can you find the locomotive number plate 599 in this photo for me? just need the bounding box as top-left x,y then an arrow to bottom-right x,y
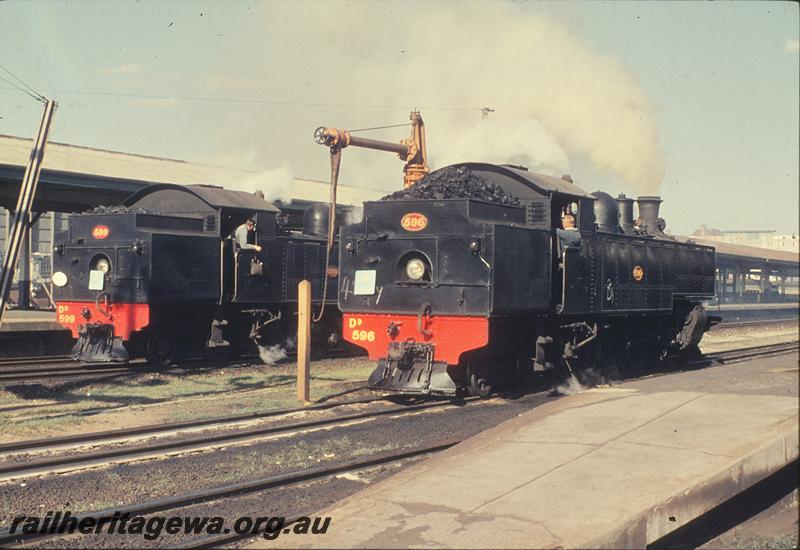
401,213 -> 427,232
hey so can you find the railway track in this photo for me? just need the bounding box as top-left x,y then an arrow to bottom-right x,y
0,340 -> 795,547
714,318 -> 797,330
0,396 -> 473,482
0,348 -> 354,385
0,356 -> 259,385
0,438 -> 460,548
1,340 -> 795,482
0,355 -> 71,368
701,340 -> 798,363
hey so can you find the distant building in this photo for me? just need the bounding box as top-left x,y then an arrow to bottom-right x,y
692,226 -> 799,253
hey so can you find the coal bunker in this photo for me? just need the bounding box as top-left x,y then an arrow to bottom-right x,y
79,205 -> 160,215
381,166 -> 520,206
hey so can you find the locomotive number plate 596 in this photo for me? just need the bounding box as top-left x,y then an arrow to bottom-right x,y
401,213 -> 427,232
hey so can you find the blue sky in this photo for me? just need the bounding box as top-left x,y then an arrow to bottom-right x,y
1,1 -> 798,234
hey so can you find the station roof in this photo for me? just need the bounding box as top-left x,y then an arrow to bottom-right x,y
681,236 -> 799,270
0,134 -> 384,213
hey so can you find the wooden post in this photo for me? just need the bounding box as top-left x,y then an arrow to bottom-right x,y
297,280 -> 311,404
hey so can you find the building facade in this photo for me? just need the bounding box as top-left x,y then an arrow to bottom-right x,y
692,226 -> 799,253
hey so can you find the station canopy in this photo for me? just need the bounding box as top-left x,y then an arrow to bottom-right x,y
0,134 -> 384,213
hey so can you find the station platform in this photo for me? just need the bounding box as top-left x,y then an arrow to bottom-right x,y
0,309 -> 63,333
0,309 -> 72,357
266,350 -> 799,548
715,302 -> 798,312
713,302 -> 798,322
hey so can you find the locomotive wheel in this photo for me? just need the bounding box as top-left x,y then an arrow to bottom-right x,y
259,321 -> 287,349
204,337 -> 231,363
146,331 -> 176,367
514,351 -> 534,388
465,350 -> 494,398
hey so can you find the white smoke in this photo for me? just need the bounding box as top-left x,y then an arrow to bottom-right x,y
258,344 -> 287,365
556,374 -> 586,396
432,116 -> 570,175
261,4 -> 664,194
231,163 -> 295,203
343,205 -> 364,225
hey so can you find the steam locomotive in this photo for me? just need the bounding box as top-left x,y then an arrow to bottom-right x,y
337,163 -> 717,396
52,183 -> 343,364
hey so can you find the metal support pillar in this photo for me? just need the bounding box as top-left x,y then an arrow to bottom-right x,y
0,99 -> 56,325
737,269 -> 745,299
16,212 -> 31,309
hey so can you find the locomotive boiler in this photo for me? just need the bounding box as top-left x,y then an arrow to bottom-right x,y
52,183 -> 343,364
337,163 -> 717,396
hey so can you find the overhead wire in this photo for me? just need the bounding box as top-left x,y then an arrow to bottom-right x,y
0,76 -> 46,104
0,64 -> 42,97
0,63 -> 47,103
0,85 -> 483,113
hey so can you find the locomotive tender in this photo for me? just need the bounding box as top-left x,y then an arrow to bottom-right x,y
338,163 -> 716,396
52,183 -> 341,364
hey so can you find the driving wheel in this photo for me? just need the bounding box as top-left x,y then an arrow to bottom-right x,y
465,349 -> 494,398
146,330 -> 175,367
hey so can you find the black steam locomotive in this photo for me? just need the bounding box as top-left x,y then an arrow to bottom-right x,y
52,183 -> 342,364
338,163 -> 717,396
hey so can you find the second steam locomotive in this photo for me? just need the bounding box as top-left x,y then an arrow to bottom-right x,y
52,183 -> 343,364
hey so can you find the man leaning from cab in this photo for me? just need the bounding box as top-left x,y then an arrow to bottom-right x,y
234,217 -> 262,252
557,213 -> 581,252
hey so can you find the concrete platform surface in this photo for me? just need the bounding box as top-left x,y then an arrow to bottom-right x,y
716,302 -> 798,311
0,309 -> 63,333
260,352 -> 799,549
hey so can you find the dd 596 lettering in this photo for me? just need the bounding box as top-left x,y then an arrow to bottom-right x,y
347,317 -> 374,342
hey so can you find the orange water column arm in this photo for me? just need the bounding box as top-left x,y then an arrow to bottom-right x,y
314,110 -> 429,188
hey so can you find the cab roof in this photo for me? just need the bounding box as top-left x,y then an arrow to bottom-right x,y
123,183 -> 280,214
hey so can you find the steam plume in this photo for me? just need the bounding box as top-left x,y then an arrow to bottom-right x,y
230,163 -> 295,203
276,4 -> 664,193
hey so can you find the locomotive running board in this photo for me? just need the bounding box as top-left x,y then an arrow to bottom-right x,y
71,324 -> 130,363
368,359 -> 456,396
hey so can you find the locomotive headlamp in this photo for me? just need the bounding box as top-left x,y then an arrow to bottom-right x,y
406,258 -> 426,281
94,258 -> 111,273
52,271 -> 68,287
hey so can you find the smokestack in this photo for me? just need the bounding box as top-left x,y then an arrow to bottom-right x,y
590,191 -> 619,233
616,193 -> 635,233
636,195 -> 662,234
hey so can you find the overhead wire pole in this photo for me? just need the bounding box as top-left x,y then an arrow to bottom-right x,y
0,98 -> 57,326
